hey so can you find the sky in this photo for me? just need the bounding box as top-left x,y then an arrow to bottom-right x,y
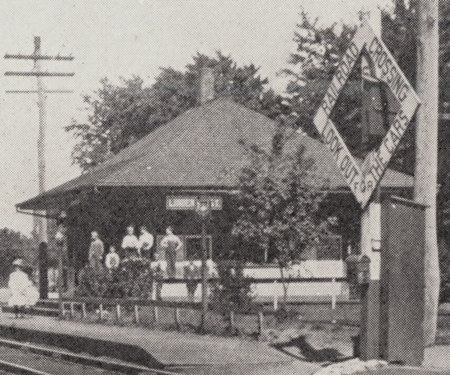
0,0 -> 392,235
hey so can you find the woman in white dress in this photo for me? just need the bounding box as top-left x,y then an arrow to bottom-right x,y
8,259 -> 37,318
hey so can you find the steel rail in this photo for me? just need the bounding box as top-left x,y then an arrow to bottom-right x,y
0,337 -> 180,375
0,359 -> 52,375
5,71 -> 74,77
5,54 -> 74,60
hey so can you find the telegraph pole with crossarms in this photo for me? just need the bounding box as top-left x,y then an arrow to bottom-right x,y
4,36 -> 74,244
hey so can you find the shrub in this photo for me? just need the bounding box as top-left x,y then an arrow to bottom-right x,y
273,306 -> 298,323
209,260 -> 254,314
75,257 -> 154,299
76,266 -> 110,297
116,257 -> 154,299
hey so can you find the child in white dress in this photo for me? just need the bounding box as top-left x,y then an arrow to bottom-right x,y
8,259 -> 37,318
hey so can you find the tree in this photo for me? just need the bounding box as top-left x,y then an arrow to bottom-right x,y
209,260 -> 254,316
67,52 -> 286,172
279,11 -> 361,153
232,126 -> 328,308
66,76 -> 155,171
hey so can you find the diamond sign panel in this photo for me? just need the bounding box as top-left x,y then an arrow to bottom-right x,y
313,20 -> 420,209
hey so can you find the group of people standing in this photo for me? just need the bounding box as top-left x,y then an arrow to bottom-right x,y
88,225 -> 182,278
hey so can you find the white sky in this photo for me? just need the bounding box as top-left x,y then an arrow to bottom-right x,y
0,0 -> 391,234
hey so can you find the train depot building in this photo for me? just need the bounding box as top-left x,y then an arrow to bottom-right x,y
16,92 -> 413,300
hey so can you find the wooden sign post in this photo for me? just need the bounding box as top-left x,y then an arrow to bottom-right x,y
313,19 -> 420,360
166,194 -> 223,331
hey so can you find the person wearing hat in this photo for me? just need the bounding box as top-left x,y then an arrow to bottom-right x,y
8,258 -> 34,318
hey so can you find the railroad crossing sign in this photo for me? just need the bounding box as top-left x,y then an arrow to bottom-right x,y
166,195 -> 223,210
313,19 -> 420,209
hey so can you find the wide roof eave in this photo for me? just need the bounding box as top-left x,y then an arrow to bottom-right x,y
16,183 -> 413,212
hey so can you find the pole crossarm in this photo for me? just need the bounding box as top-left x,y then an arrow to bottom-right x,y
5,71 -> 74,77
5,53 -> 73,60
6,90 -> 74,94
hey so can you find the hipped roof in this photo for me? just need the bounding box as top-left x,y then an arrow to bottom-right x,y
17,98 -> 413,210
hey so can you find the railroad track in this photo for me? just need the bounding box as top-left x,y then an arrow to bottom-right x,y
0,337 -> 182,375
0,357 -> 55,375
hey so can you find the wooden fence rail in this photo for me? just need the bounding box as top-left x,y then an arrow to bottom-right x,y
59,277 -> 350,336
60,297 -> 266,337
62,296 -> 202,309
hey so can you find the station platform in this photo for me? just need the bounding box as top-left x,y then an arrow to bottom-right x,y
0,311 -> 312,371
0,310 -> 447,374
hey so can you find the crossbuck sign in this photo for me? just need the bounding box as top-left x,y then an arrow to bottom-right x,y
313,19 -> 420,209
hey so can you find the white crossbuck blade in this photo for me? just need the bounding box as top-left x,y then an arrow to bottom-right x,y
313,19 -> 420,209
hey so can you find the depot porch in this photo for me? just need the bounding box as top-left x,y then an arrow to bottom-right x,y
29,184 -> 412,301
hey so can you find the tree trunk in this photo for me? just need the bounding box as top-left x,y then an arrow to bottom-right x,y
415,0 -> 440,346
279,266 -> 288,309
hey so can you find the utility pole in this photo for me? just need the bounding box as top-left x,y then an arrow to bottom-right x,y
358,6 -> 383,361
415,0 -> 440,346
4,36 -> 74,244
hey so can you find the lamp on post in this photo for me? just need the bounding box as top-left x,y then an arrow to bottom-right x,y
55,211 -> 66,318
195,198 -> 211,331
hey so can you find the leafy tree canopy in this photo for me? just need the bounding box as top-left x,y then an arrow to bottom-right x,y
67,51 -> 286,172
279,10 -> 358,143
232,126 -> 328,268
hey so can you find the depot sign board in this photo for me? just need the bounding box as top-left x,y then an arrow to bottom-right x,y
313,19 -> 420,209
166,195 -> 223,210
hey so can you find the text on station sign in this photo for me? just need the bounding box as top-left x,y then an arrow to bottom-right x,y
166,196 -> 223,210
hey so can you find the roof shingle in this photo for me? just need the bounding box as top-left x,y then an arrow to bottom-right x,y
17,98 -> 413,209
